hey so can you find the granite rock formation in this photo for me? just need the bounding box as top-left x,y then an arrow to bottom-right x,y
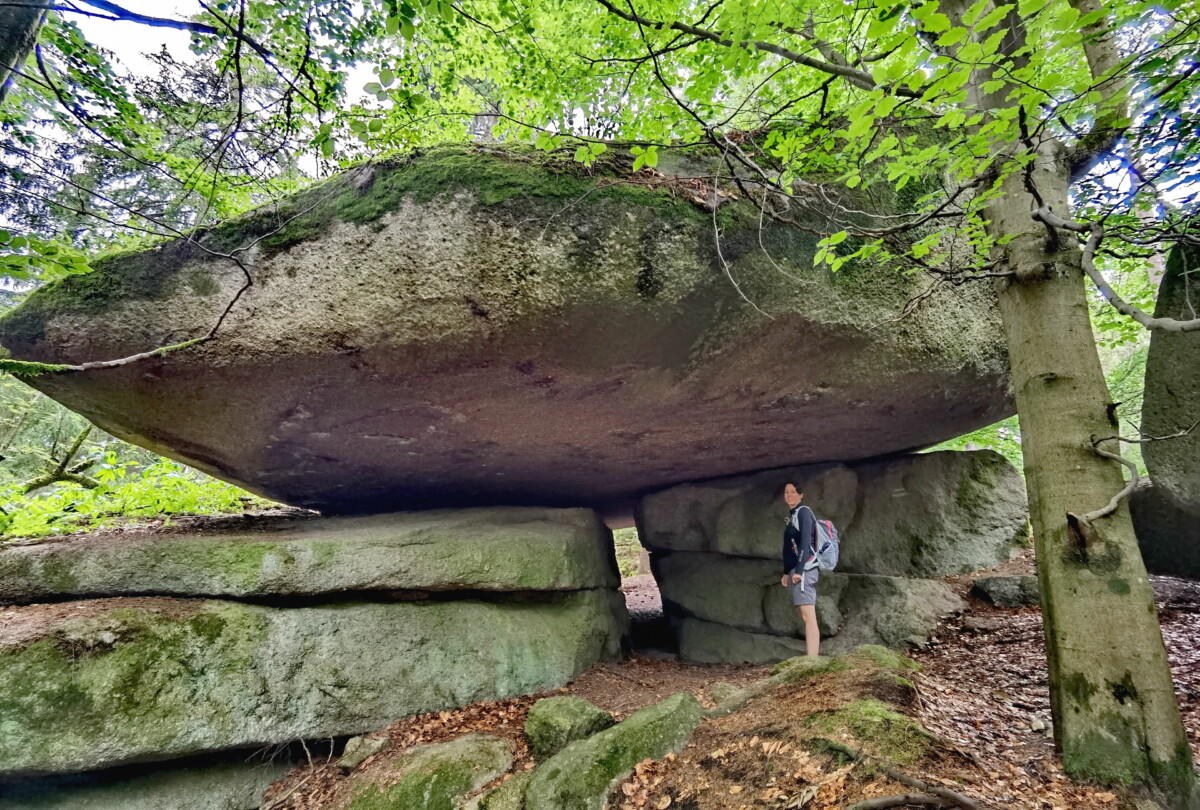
0,146 -> 1011,512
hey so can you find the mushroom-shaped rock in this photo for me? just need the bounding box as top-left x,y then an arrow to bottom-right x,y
0,146 -> 1011,512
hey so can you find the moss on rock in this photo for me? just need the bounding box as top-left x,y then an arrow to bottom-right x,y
0,591 -> 625,777
524,696 -> 615,761
523,692 -> 701,810
466,770 -> 533,810
346,734 -> 512,810
0,508 -> 619,602
807,698 -> 933,766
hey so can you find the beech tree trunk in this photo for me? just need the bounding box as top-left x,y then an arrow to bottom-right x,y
991,144 -> 1195,805
0,2 -> 48,105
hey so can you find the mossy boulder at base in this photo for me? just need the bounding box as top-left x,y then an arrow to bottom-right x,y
1142,243 -> 1200,515
524,696 -> 616,760
0,507 -> 618,603
636,450 -> 1028,576
0,752 -> 292,810
0,592 -> 625,777
0,145 -> 1011,513
345,734 -> 512,810
523,692 -> 702,810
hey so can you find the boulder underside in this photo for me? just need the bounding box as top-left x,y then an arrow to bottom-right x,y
0,146 -> 1011,512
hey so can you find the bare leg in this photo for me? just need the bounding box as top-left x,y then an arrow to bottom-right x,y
797,604 -> 820,657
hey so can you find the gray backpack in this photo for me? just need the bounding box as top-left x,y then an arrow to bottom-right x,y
791,505 -> 840,572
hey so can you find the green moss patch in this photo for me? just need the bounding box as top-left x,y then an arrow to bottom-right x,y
844,644 -> 923,673
806,698 -> 933,766
524,696 -> 615,761
524,692 -> 701,810
347,734 -> 512,810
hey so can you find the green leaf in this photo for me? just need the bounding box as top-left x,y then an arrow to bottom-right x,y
937,27 -> 967,47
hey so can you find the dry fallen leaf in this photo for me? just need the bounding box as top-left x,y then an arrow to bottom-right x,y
729,785 -> 743,794
655,796 -> 672,809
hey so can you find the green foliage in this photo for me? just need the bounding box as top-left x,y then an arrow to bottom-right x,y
611,527 -> 644,579
1091,260 -> 1158,350
926,415 -> 1023,469
1,456 -> 275,541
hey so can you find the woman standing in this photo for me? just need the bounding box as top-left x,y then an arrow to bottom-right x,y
780,481 -> 820,657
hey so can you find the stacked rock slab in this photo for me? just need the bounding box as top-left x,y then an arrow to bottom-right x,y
0,507 -> 627,809
0,145 -> 1012,513
1137,243 -> 1200,576
636,450 -> 1027,661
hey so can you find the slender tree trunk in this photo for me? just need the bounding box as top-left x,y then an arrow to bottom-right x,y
0,2 -> 48,105
991,144 -> 1195,805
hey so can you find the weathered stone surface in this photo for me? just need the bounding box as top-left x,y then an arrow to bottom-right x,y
0,507 -> 618,603
345,734 -> 512,810
971,575 -> 1040,607
677,617 -> 810,663
1143,244 -> 1200,515
524,692 -> 701,810
652,552 -> 843,637
0,146 -> 1010,513
466,771 -> 533,810
637,450 -> 1027,576
0,592 -> 626,777
820,576 -> 965,656
1130,480 -> 1200,579
337,736 -> 388,772
525,696 -> 615,761
671,574 -> 964,662
0,754 -> 291,810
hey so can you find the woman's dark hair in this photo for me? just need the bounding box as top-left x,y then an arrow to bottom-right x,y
782,480 -> 803,494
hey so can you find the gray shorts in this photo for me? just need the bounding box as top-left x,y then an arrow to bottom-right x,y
788,567 -> 819,606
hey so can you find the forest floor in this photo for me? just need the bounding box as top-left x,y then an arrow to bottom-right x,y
261,549 -> 1200,810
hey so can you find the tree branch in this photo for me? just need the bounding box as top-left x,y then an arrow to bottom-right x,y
1033,207 -> 1200,332
591,0 -> 922,97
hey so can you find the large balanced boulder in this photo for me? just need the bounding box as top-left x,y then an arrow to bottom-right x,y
0,507 -> 618,603
1143,244 -> 1200,517
0,592 -> 625,777
637,450 -> 1027,576
0,146 -> 1011,512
